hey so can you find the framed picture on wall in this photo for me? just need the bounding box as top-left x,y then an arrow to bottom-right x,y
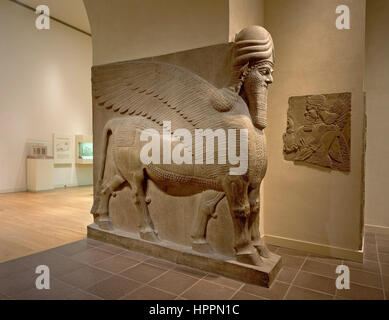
53,134 -> 74,164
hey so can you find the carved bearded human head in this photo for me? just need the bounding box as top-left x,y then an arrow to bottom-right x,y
233,26 -> 275,130
304,95 -> 326,123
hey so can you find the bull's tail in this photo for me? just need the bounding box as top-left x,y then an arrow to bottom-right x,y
97,122 -> 113,183
91,121 -> 114,214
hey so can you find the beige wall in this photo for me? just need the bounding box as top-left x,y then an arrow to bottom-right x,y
0,1 -> 93,192
229,0 -> 265,41
83,0 -> 230,65
16,0 -> 91,33
365,0 -> 389,231
263,0 -> 366,260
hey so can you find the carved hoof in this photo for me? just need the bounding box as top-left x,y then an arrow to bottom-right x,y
253,240 -> 272,258
90,200 -> 100,214
91,202 -> 108,216
192,239 -> 213,254
140,229 -> 160,242
95,215 -> 113,230
236,252 -> 263,266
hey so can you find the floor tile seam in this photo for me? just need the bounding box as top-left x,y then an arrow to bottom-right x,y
375,234 -> 387,300
297,269 -> 384,290
65,249 -> 129,269
282,256 -> 308,300
290,283 -> 335,297
82,273 -> 144,300
175,273 -> 208,300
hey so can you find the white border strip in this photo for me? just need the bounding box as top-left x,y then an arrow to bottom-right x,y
263,234 -> 363,262
365,224 -> 389,235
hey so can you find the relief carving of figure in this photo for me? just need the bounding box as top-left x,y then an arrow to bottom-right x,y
283,93 -> 351,171
90,26 -> 275,266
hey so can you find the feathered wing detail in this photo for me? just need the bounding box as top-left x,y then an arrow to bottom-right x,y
92,61 -> 237,130
331,92 -> 351,131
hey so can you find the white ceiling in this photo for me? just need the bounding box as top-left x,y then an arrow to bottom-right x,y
17,0 -> 90,34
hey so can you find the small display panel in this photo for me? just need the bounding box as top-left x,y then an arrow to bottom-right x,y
78,142 -> 93,160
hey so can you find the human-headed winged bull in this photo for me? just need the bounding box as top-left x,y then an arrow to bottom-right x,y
91,26 -> 275,266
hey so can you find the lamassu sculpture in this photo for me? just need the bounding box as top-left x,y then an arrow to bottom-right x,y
91,26 -> 275,267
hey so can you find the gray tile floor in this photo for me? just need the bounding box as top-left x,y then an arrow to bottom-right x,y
0,232 -> 388,300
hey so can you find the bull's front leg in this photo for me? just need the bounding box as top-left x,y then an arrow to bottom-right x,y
222,176 -> 262,266
248,186 -> 271,258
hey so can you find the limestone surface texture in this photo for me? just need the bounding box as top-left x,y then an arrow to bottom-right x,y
283,93 -> 351,172
89,26 -> 281,283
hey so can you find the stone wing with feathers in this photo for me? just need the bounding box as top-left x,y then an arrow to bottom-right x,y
92,61 -> 238,131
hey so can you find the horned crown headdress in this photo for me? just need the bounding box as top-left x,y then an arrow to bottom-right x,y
232,26 -> 275,92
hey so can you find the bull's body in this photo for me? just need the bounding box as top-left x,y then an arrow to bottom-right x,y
102,110 -> 266,194
92,102 -> 269,265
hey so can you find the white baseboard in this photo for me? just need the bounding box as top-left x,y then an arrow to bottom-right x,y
0,184 -> 92,194
263,234 -> 363,262
365,224 -> 389,235
0,187 -> 27,194
54,183 -> 79,189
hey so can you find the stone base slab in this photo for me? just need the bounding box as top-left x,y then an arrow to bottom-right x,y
88,223 -> 282,287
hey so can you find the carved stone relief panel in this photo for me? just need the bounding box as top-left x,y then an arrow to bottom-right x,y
283,93 -> 351,172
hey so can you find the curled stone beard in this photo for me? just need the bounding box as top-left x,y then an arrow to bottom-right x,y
247,82 -> 268,130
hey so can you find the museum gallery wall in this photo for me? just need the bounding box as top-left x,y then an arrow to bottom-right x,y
84,0 -> 367,276
0,0 -> 93,192
263,0 -> 365,260
364,0 -> 389,232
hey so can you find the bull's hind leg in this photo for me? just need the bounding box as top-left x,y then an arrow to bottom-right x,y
91,174 -> 125,230
191,191 -> 225,254
130,171 -> 159,242
248,187 -> 271,258
222,176 -> 262,266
